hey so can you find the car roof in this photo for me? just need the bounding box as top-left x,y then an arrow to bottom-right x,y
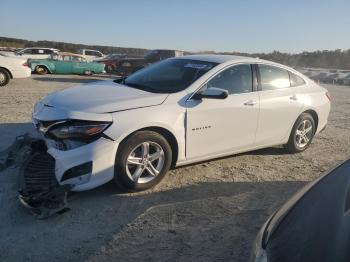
57,52 -> 85,58
175,54 -> 261,64
22,47 -> 58,50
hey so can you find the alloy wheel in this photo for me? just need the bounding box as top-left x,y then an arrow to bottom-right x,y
295,119 -> 313,148
126,141 -> 165,184
0,72 -> 5,85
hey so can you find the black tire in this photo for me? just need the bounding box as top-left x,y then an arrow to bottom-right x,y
285,113 -> 315,153
114,131 -> 172,192
0,68 -> 10,87
35,66 -> 48,75
105,65 -> 114,73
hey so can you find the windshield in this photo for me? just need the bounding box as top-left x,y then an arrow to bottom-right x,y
123,58 -> 218,93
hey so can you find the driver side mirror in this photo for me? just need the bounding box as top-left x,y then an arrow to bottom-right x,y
193,87 -> 228,100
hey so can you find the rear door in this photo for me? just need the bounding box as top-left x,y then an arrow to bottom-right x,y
186,64 -> 260,159
72,57 -> 90,74
54,55 -> 73,74
255,64 -> 304,146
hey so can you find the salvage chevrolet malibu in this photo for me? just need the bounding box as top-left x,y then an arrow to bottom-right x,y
32,55 -> 331,192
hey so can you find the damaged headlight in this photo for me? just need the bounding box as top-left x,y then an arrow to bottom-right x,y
48,121 -> 111,139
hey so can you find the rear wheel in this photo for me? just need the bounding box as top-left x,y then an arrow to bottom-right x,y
35,66 -> 48,75
0,68 -> 10,86
83,70 -> 92,76
105,65 -> 114,73
114,131 -> 172,192
285,113 -> 315,153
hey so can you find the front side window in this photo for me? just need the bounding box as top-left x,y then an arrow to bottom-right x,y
259,64 -> 290,90
205,64 -> 252,94
124,59 -> 218,93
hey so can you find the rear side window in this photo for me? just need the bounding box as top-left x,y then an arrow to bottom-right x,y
85,50 -> 93,56
62,56 -> 71,61
44,49 -> 53,54
259,64 -> 290,90
289,72 -> 306,87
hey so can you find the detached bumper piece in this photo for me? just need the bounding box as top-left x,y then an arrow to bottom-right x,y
18,138 -> 72,219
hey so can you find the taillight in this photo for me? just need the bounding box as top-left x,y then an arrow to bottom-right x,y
325,91 -> 331,101
22,62 -> 28,67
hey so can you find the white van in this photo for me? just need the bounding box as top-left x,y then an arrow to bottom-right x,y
12,47 -> 59,60
77,49 -> 104,62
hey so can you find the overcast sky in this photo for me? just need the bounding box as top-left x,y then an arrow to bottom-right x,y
1,0 -> 349,53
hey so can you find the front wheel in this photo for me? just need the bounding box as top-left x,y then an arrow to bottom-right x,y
285,113 -> 315,153
114,131 -> 172,192
0,68 -> 10,86
35,66 -> 48,75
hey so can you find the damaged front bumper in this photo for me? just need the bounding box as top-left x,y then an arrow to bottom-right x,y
16,136 -> 72,219
14,132 -> 118,218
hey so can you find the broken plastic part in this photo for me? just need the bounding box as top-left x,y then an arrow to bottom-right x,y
1,133 -> 73,219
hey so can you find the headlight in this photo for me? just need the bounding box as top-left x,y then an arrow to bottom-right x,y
48,121 -> 111,139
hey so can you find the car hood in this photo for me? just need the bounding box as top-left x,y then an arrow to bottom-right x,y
42,80 -> 169,113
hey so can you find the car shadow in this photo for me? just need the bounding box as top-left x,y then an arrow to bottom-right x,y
67,180 -> 305,262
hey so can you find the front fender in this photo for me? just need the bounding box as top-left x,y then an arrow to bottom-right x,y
104,105 -> 186,162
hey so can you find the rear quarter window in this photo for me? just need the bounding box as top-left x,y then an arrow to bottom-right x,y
289,72 -> 306,87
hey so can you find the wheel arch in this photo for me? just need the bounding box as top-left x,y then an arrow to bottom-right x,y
0,67 -> 13,78
117,126 -> 179,169
302,109 -> 319,133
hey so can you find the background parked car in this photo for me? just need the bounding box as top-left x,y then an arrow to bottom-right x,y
338,73 -> 350,85
144,49 -> 184,63
0,53 -> 31,86
95,54 -> 127,73
9,47 -> 59,60
77,49 -> 105,62
29,52 -> 105,75
114,57 -> 147,76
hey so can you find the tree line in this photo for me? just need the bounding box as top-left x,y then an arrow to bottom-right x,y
1,36 -> 350,69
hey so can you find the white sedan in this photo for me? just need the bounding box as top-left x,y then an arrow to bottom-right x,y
32,55 -> 331,192
0,53 -> 31,86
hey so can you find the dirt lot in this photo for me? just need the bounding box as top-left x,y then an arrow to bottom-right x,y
0,75 -> 349,262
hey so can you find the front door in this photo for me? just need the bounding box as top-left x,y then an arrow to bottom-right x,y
186,64 -> 259,159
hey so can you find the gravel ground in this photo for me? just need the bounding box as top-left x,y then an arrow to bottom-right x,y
0,75 -> 349,262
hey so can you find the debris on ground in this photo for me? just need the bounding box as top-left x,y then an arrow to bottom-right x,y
0,133 -> 34,171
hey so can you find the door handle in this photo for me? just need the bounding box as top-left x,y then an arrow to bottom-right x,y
244,100 -> 257,106
290,94 -> 298,101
